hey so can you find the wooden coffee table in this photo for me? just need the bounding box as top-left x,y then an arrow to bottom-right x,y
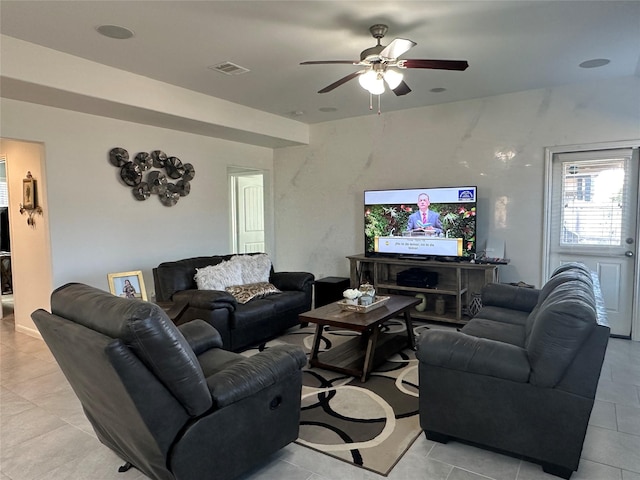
299,294 -> 420,382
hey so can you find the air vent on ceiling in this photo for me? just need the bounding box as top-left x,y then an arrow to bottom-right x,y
208,62 -> 250,75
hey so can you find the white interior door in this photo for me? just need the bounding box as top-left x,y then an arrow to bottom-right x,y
547,146 -> 639,337
236,173 -> 264,253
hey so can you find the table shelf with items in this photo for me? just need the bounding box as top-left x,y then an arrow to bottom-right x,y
347,254 -> 497,325
377,283 -> 468,323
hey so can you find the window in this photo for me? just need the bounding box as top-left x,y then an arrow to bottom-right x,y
0,159 -> 8,207
560,157 -> 626,246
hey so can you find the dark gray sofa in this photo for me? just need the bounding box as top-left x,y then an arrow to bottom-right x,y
153,254 -> 314,352
32,283 -> 307,480
416,262 -> 609,479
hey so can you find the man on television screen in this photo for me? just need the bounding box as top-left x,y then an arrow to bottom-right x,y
406,193 -> 443,235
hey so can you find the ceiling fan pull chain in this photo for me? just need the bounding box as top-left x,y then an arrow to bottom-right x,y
369,93 -> 373,111
378,94 -> 381,115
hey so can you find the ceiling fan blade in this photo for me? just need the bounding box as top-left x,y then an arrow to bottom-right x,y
400,59 -> 469,71
300,60 -> 358,65
317,70 -> 364,93
379,38 -> 417,59
392,80 -> 412,96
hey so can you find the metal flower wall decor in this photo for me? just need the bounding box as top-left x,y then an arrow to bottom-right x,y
109,148 -> 195,206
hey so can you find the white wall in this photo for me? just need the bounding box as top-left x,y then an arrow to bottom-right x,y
273,76 -> 640,287
1,98 -> 274,333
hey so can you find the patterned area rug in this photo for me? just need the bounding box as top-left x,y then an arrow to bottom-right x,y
243,319 -> 430,476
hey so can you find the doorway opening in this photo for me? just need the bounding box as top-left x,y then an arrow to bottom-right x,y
0,156 -> 13,318
228,167 -> 265,254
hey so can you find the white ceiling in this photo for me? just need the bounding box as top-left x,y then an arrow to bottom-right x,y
1,0 -> 639,124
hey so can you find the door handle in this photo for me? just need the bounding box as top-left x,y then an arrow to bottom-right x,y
625,251 -> 634,257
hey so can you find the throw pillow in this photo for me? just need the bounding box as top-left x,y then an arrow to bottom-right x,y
225,282 -> 281,304
230,254 -> 272,284
194,260 -> 243,291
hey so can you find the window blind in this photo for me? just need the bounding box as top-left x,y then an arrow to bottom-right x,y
557,149 -> 631,247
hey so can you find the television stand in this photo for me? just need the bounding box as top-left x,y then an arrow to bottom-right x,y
347,254 -> 498,325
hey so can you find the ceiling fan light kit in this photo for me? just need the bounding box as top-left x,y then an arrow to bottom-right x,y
382,69 -> 404,90
358,70 -> 385,95
301,24 -> 469,113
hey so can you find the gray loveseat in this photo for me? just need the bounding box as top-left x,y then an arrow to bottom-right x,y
153,254 -> 314,352
416,262 -> 609,479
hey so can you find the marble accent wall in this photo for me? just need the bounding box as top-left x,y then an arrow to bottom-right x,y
274,76 -> 640,286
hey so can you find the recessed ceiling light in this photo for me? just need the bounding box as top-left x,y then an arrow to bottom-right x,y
96,24 -> 134,40
319,107 -> 338,112
579,58 -> 610,69
430,87 -> 447,93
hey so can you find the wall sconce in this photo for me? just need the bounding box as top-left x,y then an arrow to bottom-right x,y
19,171 -> 43,226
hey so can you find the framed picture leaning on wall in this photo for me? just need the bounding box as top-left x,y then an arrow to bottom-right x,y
107,270 -> 147,301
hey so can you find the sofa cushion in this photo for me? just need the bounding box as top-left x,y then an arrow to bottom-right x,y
233,298 -> 278,327
481,283 -> 540,313
264,290 -> 309,316
473,305 -> 529,327
525,270 -> 594,341
230,254 -> 272,284
526,281 -> 597,387
551,262 -> 592,277
461,318 -> 526,347
195,260 -> 243,291
226,282 -> 281,304
416,329 -> 531,382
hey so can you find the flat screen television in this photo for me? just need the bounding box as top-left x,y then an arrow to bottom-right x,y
364,186 -> 477,260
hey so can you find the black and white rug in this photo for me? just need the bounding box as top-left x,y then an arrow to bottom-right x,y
244,320 -> 430,476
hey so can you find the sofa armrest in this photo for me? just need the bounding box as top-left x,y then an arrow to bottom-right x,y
207,345 -> 307,408
416,329 -> 531,383
481,283 -> 540,312
269,271 -> 314,291
178,320 -> 224,355
173,289 -> 237,311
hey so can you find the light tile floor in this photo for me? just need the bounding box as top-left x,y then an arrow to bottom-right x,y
1,311 -> 639,480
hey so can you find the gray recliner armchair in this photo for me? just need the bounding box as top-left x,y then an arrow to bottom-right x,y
32,283 -> 307,480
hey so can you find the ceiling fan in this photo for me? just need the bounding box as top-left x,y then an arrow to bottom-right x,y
300,24 -> 469,97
